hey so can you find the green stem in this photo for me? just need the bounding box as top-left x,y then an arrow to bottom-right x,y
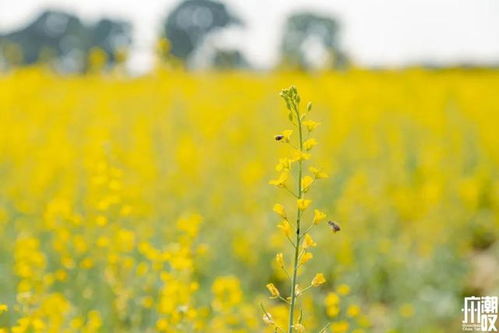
288,104 -> 304,333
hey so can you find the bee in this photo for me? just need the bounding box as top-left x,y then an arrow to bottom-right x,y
328,221 -> 341,233
274,135 -> 284,141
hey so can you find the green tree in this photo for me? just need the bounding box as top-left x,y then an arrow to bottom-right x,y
280,12 -> 348,70
162,0 -> 241,63
0,10 -> 131,72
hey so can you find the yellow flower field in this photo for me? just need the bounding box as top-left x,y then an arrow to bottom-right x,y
0,67 -> 498,332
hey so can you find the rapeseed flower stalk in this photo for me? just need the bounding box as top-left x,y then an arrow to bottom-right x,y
265,86 -> 339,332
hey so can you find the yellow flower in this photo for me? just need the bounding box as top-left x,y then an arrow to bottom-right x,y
327,305 -> 340,317
277,220 -> 292,237
266,283 -> 280,298
309,166 -> 328,179
96,236 -> 109,248
325,292 -> 340,306
211,276 -> 243,310
302,234 -> 317,248
80,257 -> 94,269
301,176 -> 314,192
156,318 -> 169,331
0,304 -> 7,314
32,318 -> 46,330
275,158 -> 291,172
297,199 -> 311,211
336,283 -> 350,295
303,138 -> 317,151
276,253 -> 284,268
95,215 -> 107,226
303,120 -> 320,132
331,321 -> 349,333
269,171 -> 289,187
273,203 -> 287,219
313,209 -> 326,224
281,129 -> 293,142
292,150 -> 311,161
300,252 -> 313,265
325,292 -> 340,317
347,304 -> 360,317
311,273 -> 326,286
70,317 -> 84,330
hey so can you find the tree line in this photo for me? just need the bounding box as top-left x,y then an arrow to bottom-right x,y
0,0 -> 347,73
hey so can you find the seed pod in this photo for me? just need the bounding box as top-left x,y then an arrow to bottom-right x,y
307,102 -> 312,112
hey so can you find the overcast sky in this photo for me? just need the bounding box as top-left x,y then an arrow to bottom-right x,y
1,0 -> 499,72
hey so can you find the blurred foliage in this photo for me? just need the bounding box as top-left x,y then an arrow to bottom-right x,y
162,0 -> 241,66
0,10 -> 131,73
280,13 -> 348,70
212,49 -> 248,70
0,3 -> 355,72
0,67 -> 498,332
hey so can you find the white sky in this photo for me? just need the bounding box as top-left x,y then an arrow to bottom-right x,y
1,0 -> 499,72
